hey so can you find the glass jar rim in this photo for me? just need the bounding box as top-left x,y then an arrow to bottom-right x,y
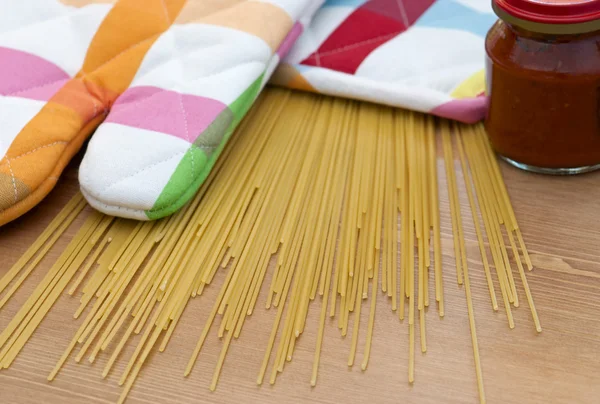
494,0 -> 600,24
493,1 -> 600,34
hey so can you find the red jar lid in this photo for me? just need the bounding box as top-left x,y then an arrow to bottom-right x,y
494,0 -> 600,24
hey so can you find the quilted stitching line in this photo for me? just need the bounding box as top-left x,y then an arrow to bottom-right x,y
110,87 -> 171,114
105,47 -> 262,116
2,138 -> 88,209
79,36 -> 159,79
176,92 -> 194,183
77,0 -> 206,81
306,31 -> 323,67
90,92 -> 99,118
315,50 -> 322,67
105,96 -> 227,157
1,141 -> 68,165
160,0 -> 171,24
106,89 -> 227,154
98,150 -> 187,194
0,6 -> 92,40
395,0 -> 410,26
1,77 -> 67,98
82,187 -> 153,215
5,159 -> 18,204
305,31 -> 400,61
130,37 -> 227,87
123,20 -> 279,94
200,144 -> 218,152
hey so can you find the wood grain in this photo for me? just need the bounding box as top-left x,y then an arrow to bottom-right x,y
1,154 -> 599,404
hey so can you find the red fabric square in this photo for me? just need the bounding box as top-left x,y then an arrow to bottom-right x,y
362,0 -> 436,25
301,0 -> 436,75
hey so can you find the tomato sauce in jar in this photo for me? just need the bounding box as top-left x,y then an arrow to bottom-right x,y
485,0 -> 600,174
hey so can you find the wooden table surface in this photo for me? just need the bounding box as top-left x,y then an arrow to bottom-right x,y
1,154 -> 600,404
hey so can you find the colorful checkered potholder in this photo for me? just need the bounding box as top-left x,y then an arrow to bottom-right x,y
0,0 -> 496,226
273,0 -> 496,123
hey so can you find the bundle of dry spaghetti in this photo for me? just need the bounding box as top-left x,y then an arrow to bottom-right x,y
0,88 -> 540,404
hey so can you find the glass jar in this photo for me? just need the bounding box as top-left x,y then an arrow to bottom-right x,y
485,0 -> 600,174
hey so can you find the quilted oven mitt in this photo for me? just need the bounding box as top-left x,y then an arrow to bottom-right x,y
0,0 -> 321,225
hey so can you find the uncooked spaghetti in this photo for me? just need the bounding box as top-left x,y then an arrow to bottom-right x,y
0,88 -> 540,404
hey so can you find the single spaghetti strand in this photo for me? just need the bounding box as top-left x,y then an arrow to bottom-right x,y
210,328 -> 235,391
347,247 -> 367,367
419,307 -> 427,353
462,224 -> 487,404
429,118 -> 444,316
399,124 -> 409,319
361,246 -> 379,370
418,234 -> 425,312
381,125 -> 389,295
407,114 -> 416,327
409,321 -> 415,383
